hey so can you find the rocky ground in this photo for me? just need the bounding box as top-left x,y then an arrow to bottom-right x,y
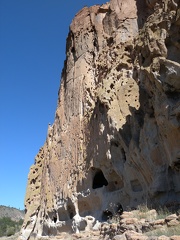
0,232 -> 20,240
15,208 -> 180,240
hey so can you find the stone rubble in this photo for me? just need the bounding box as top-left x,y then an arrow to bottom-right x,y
100,210 -> 180,240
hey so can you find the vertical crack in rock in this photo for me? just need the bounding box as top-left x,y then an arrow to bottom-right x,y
19,0 -> 180,239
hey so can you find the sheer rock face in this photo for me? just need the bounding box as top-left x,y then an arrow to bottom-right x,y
20,0 -> 180,239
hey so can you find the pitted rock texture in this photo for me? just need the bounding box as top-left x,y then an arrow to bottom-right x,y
19,0 -> 180,239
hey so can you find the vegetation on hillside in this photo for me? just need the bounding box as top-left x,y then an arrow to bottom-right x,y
0,205 -> 24,221
0,217 -> 23,237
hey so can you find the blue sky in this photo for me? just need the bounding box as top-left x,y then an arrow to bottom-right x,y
0,0 -> 106,210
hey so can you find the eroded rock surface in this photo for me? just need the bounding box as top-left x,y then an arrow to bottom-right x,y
19,0 -> 180,239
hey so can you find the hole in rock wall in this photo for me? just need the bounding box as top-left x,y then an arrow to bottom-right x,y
130,179 -> 143,192
169,156 -> 180,173
166,91 -> 180,101
47,211 -> 58,224
176,113 -> 180,123
78,200 -> 91,217
67,204 -> 76,219
102,209 -> 113,221
92,168 -> 108,189
110,83 -> 114,89
101,203 -> 124,221
107,178 -> 124,192
30,179 -> 36,185
111,140 -> 119,148
107,37 -> 114,46
71,46 -> 75,53
53,216 -> 57,223
117,203 -> 123,215
78,196 -> 101,217
173,160 -> 180,171
99,101 -> 106,114
58,208 -> 69,221
57,202 -> 75,222
165,23 -> 180,63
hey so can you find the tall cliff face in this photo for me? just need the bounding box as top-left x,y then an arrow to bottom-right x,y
20,0 -> 180,239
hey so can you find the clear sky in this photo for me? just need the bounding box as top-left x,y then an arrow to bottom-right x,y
0,0 -> 106,210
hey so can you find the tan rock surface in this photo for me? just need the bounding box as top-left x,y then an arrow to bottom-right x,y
19,0 -> 180,239
125,231 -> 148,240
170,236 -> 180,240
158,236 -> 170,240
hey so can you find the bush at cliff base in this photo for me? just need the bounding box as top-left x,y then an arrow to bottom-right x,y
0,217 -> 23,237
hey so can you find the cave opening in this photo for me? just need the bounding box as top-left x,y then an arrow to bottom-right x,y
53,216 -> 57,223
67,204 -> 76,219
92,169 -> 108,189
172,160 -> 180,171
102,209 -> 113,221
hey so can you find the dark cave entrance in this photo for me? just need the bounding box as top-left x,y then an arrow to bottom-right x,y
53,216 -> 57,223
67,204 -> 76,219
92,168 -> 108,189
102,209 -> 113,221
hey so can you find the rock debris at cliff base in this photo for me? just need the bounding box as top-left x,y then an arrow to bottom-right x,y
19,0 -> 180,239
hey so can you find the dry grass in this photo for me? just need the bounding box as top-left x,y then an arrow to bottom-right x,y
146,225 -> 180,237
132,204 -> 171,221
156,207 -> 172,220
132,204 -> 180,237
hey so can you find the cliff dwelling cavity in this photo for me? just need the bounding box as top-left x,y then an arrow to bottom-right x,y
92,168 -> 108,189
57,200 -> 76,221
102,209 -> 113,221
78,200 -> 91,217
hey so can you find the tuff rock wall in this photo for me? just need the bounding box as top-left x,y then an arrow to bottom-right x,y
20,0 -> 180,239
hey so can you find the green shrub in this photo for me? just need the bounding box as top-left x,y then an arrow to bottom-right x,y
6,226 -> 16,236
0,217 -> 23,237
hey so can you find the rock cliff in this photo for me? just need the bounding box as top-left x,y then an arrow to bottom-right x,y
20,0 -> 180,239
